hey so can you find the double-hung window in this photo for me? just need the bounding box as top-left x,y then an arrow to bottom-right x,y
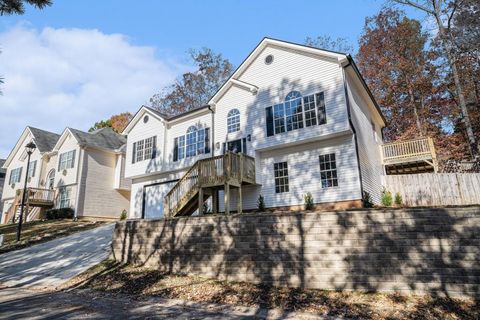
319,153 -> 338,188
132,136 -> 157,163
266,91 -> 326,136
58,150 -> 76,171
59,187 -> 71,208
9,167 -> 22,185
28,160 -> 37,178
274,162 -> 289,193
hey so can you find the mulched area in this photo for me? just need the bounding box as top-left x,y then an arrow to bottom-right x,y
0,219 -> 108,254
63,260 -> 479,320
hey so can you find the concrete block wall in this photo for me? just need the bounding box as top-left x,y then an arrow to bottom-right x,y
111,206 -> 480,298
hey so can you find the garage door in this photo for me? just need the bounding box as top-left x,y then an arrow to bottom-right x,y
143,182 -> 176,219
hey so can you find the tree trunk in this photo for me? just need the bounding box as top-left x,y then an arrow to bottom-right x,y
433,5 -> 478,156
408,86 -> 423,136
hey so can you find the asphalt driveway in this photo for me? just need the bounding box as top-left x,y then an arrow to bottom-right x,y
0,223 -> 114,289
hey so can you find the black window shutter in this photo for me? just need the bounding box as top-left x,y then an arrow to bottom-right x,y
204,128 -> 210,154
9,170 -> 12,185
222,143 -> 226,155
316,92 -> 327,125
18,167 -> 23,183
266,106 -> 274,137
173,137 -> 178,162
242,138 -> 247,154
132,142 -> 137,164
152,136 -> 157,159
31,160 -> 36,177
71,150 -> 76,169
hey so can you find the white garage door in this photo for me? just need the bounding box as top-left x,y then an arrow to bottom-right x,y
144,182 -> 176,219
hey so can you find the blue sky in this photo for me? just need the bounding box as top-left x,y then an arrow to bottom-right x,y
0,0 -> 423,157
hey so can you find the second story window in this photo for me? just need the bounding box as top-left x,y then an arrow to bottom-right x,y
9,167 -> 22,185
58,150 -> 76,171
266,90 -> 326,137
173,126 -> 210,162
27,160 -> 37,178
132,136 -> 157,164
227,109 -> 240,133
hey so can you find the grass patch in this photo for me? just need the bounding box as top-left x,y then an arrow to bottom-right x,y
64,260 -> 479,320
0,219 -> 108,254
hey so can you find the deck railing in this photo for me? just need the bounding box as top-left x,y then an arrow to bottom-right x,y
381,137 -> 436,165
164,152 -> 255,217
24,187 -> 56,204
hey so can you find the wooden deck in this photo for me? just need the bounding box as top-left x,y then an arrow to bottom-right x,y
164,152 -> 256,217
3,188 -> 55,224
381,137 -> 438,174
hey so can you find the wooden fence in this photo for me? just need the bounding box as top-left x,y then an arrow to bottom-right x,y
383,173 -> 480,206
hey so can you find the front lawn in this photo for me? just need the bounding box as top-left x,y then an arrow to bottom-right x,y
0,219 -> 108,254
63,260 -> 479,320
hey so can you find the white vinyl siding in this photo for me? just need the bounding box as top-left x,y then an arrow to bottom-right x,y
345,68 -> 384,204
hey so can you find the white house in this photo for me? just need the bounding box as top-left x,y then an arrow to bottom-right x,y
123,38 -> 393,219
1,126 -> 130,223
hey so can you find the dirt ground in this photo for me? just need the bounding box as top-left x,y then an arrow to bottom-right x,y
62,260 -> 479,320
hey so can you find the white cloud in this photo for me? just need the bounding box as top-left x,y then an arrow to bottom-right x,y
0,23 -> 188,158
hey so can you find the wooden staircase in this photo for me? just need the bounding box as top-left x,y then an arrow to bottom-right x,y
3,188 -> 55,224
164,152 -> 256,217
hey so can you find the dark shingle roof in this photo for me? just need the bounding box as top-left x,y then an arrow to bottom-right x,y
68,127 -> 126,151
28,127 -> 61,153
0,159 -> 6,173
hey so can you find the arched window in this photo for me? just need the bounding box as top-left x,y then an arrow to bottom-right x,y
227,109 -> 240,133
47,169 -> 55,189
284,91 -> 304,131
186,126 -> 197,157
285,91 -> 302,101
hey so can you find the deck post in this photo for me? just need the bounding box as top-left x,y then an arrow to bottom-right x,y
198,187 -> 204,215
237,186 -> 242,214
224,183 -> 230,215
212,190 -> 218,214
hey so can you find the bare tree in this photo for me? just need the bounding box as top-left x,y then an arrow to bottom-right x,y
305,35 -> 354,53
392,0 -> 479,156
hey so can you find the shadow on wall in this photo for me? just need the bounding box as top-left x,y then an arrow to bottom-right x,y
112,206 -> 480,300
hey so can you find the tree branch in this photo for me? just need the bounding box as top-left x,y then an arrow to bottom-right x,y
393,0 -> 435,15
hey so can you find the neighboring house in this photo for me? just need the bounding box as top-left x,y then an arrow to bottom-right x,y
1,126 -> 130,224
0,159 -> 6,220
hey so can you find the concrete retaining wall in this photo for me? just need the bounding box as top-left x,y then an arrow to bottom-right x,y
111,206 -> 480,298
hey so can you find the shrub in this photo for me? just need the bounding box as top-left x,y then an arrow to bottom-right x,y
45,208 -> 75,220
362,191 -> 374,208
304,192 -> 314,210
257,194 -> 265,212
120,209 -> 128,220
381,189 -> 393,207
394,192 -> 403,206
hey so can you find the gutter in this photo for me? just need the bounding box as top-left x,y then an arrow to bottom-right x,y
341,64 -> 365,202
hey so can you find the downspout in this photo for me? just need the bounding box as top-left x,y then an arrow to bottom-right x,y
208,104 -> 215,157
341,63 -> 365,203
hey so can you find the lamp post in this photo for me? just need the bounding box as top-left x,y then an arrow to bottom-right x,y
16,141 -> 36,242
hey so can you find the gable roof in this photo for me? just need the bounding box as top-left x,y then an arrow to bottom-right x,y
123,105 -> 210,134
66,127 -> 126,151
208,37 -> 386,125
2,126 -> 61,169
28,126 -> 61,153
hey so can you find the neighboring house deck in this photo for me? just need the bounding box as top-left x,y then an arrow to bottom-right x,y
381,137 -> 437,174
